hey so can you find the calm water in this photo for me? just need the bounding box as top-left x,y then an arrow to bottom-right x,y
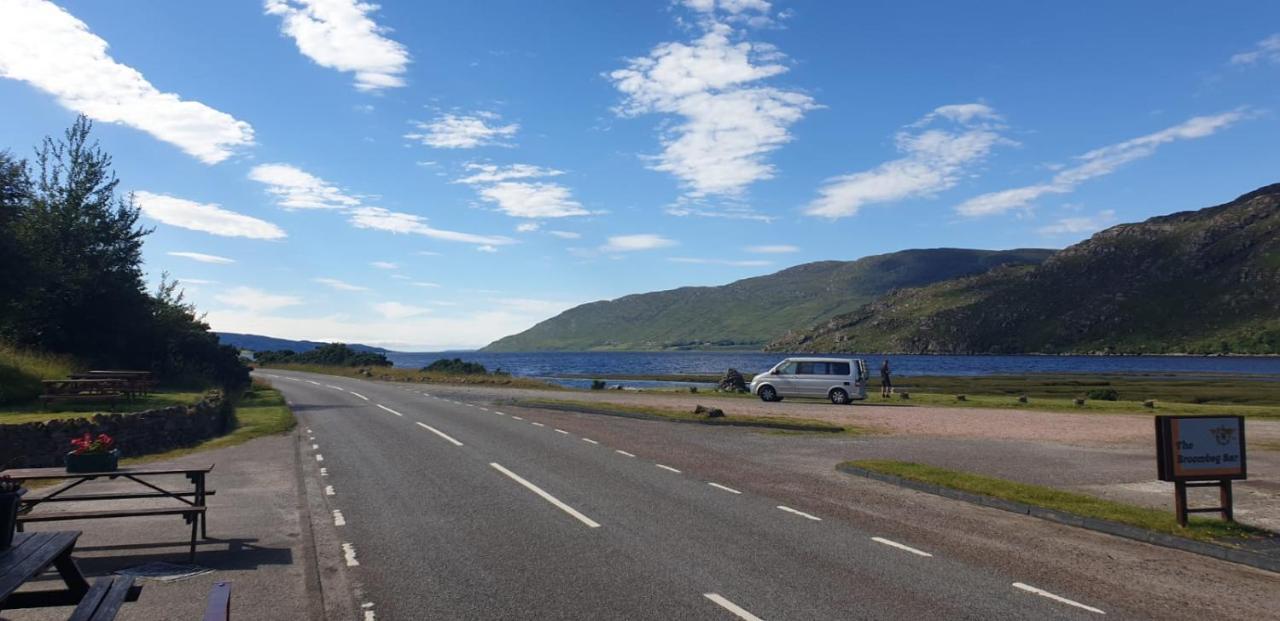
384,351 -> 1280,388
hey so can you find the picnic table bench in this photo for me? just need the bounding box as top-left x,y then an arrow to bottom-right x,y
0,530 -> 141,613
3,465 -> 215,562
69,371 -> 156,397
39,379 -> 127,410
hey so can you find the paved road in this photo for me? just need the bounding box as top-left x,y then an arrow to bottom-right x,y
261,371 -> 1279,620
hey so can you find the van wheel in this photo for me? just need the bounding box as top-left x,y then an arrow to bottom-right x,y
829,389 -> 849,405
758,386 -> 778,402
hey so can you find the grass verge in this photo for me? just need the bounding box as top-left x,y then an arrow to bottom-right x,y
511,397 -> 855,434
122,382 -> 295,466
0,391 -> 210,425
843,459 -> 1270,544
0,342 -> 79,405
261,363 -> 558,390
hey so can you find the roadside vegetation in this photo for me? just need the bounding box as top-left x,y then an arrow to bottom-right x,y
0,390 -> 209,425
843,460 -> 1273,544
260,361 -> 556,389
252,343 -> 391,367
123,381 -> 295,465
0,342 -> 78,405
511,397 -> 855,434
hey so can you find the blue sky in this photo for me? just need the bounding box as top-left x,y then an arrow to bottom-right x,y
1,0 -> 1276,350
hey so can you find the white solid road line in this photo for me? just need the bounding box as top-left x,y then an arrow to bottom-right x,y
871,536 -> 932,557
332,510 -> 346,526
350,392 -> 369,401
615,450 -> 636,457
703,593 -> 764,621
1012,583 -> 1105,615
656,464 -> 682,474
414,421 -> 465,447
342,543 -> 359,566
707,482 -> 742,494
582,438 -> 599,445
776,505 -> 822,521
376,404 -> 404,417
489,462 -> 601,529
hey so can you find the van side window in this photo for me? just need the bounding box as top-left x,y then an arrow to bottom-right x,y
830,362 -> 850,376
796,362 -> 819,375
777,362 -> 799,375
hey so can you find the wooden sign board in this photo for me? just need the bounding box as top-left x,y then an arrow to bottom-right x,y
1155,415 -> 1246,482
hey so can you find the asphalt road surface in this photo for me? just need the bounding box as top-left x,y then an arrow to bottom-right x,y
260,370 -> 1280,620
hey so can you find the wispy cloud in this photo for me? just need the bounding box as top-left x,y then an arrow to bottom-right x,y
456,163 -> 586,219
135,191 -> 285,240
669,257 -> 771,267
0,0 -> 254,164
1036,210 -> 1117,237
411,281 -> 440,288
956,110 -> 1249,217
456,163 -> 562,184
314,278 -> 368,292
806,103 -> 1009,218
168,251 -> 236,264
348,207 -> 515,246
1230,33 -> 1280,65
601,234 -> 677,253
370,261 -> 398,270
744,244 -> 797,253
216,286 -> 302,312
609,21 -> 817,202
548,230 -> 581,239
406,112 -> 517,149
265,0 -> 410,92
373,301 -> 430,319
249,164 -> 362,210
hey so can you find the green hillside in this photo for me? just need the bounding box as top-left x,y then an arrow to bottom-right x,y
483,248 -> 1053,351
769,184 -> 1280,355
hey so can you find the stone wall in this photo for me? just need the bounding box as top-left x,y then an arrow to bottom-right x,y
0,393 -> 231,468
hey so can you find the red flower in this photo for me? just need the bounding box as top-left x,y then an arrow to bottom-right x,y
70,432 -> 115,455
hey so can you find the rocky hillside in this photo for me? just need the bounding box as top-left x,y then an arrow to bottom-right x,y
769,184 -> 1280,355
483,248 -> 1053,351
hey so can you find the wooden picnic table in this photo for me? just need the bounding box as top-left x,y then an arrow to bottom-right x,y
2,465 -> 215,562
0,530 -> 140,611
40,379 -> 128,409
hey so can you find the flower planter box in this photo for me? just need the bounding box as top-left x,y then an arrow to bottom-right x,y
65,450 -> 119,473
0,489 -> 25,551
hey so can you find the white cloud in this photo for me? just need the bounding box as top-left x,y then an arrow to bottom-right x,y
806,103 -> 1009,218
265,0 -> 409,91
669,257 -> 771,267
0,0 -> 254,164
516,222 -> 540,233
134,191 -> 285,240
455,163 -> 563,184
168,251 -> 235,264
1036,210 -> 1117,236
1230,34 -> 1280,65
476,245 -> 498,253
176,278 -> 217,285
249,163 -> 362,210
411,281 -> 440,288
373,301 -> 429,319
406,113 -> 518,149
548,230 -> 581,239
314,277 -> 368,291
744,244 -> 797,253
476,182 -> 588,219
370,261 -> 398,270
610,22 -> 817,199
956,110 -> 1249,217
347,207 -> 516,246
681,0 -> 776,27
601,234 -> 677,252
215,286 -> 302,313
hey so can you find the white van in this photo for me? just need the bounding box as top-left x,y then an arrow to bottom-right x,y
749,357 -> 869,404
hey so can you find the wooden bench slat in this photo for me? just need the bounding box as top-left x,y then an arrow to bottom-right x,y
18,506 -> 205,523
0,531 -> 79,600
24,490 -> 216,504
67,576 -> 138,621
1,465 -> 215,480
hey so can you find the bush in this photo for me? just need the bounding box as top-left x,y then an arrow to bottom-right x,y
955,394 -> 966,401
590,379 -> 607,390
1073,397 -> 1086,406
1086,388 -> 1120,401
258,343 -> 391,368
423,358 -> 488,375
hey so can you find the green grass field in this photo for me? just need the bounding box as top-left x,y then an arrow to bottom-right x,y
844,460 -> 1272,544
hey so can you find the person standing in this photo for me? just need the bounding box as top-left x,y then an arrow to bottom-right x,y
880,359 -> 892,398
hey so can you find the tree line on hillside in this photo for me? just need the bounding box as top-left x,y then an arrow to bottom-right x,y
0,117 -> 248,389
253,343 -> 392,367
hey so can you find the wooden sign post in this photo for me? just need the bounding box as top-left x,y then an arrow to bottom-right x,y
1155,415 -> 1247,527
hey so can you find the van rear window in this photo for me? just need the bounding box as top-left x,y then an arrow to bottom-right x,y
830,362 -> 850,375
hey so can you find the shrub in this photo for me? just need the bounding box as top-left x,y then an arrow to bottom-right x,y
1144,399 -> 1156,408
1017,395 -> 1028,403
423,358 -> 487,375
1086,388 -> 1120,401
955,394 -> 966,401
899,392 -> 910,400
1073,397 -> 1086,406
590,379 -> 607,390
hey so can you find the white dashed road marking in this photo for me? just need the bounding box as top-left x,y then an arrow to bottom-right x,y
777,505 -> 821,521
707,482 -> 742,495
512,416 -> 524,421
489,462 -> 601,529
307,380 -> 321,385
326,385 -> 344,391
554,429 -> 569,434
332,510 -> 346,526
1012,583 -> 1105,615
319,468 -> 328,476
325,485 -> 335,496
871,537 -> 932,557
531,422 -> 545,427
615,450 -> 635,457
315,454 -> 324,462
350,392 -> 369,401
414,421 -> 465,447
656,464 -> 681,474
703,593 -> 764,621
376,404 -> 404,417
342,543 -> 359,566
582,438 -> 599,445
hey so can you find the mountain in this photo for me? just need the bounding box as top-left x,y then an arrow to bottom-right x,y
482,248 -> 1054,352
769,184 -> 1280,355
216,332 -> 391,354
